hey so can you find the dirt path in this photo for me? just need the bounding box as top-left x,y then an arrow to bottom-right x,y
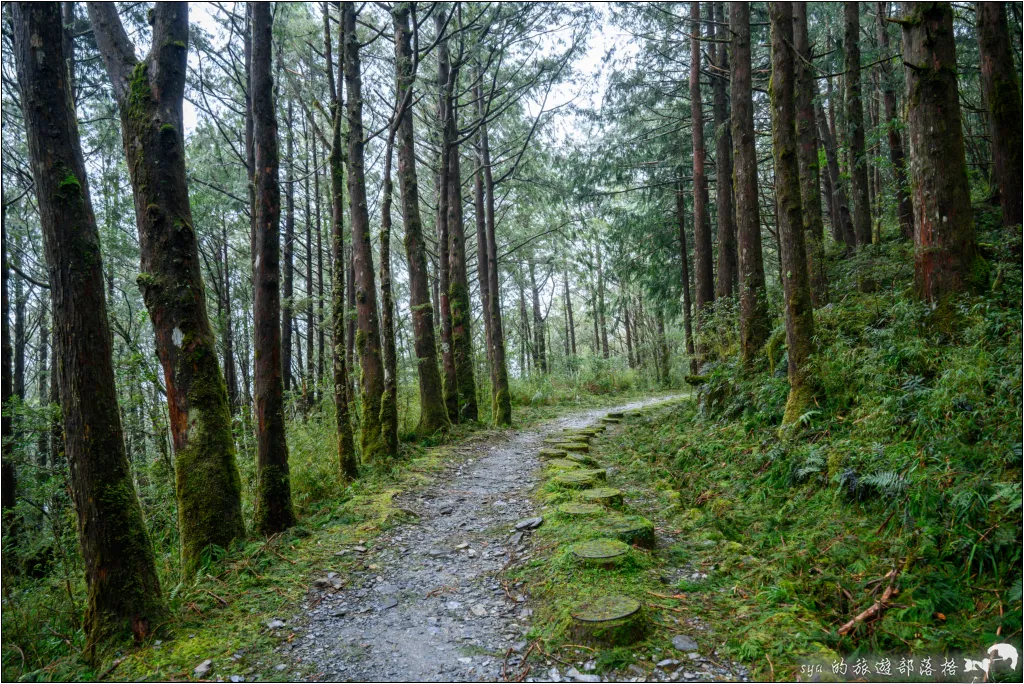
285,397 -> 679,682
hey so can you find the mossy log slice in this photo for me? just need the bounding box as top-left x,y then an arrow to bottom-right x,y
538,448 -> 569,460
598,514 -> 656,549
557,502 -> 606,518
606,411 -> 625,419
574,467 -> 608,481
579,487 -> 624,507
572,538 -> 630,564
553,471 -> 600,489
601,417 -> 622,424
564,428 -> 600,437
570,595 -> 646,645
544,458 -> 581,471
544,436 -> 588,445
566,453 -> 600,467
553,442 -> 590,453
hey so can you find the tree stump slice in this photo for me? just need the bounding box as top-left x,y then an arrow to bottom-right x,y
553,442 -> 589,453
538,448 -> 569,460
606,411 -> 625,418
601,417 -> 622,424
579,487 -> 624,508
598,514 -> 656,549
574,467 -> 608,481
553,471 -> 600,489
570,595 -> 647,645
566,453 -> 600,468
557,502 -> 606,518
544,458 -> 581,471
572,538 -> 631,565
544,436 -> 589,445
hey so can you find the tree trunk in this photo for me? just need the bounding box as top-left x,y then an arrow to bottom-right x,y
343,2 -> 389,461
37,300 -> 49,465
475,143 -> 495,394
250,1 -> 295,534
656,308 -> 670,386
816,100 -> 857,251
282,99 -> 295,394
596,243 -> 609,359
713,1 -> 737,300
1,205 -> 13,517
303,118 -> 314,410
222,221 -> 240,414
379,139 -> 400,457
676,180 -> 698,375
623,297 -> 634,369
563,268 -> 576,358
977,1 -> 1023,227
325,1 -> 358,479
435,18 -> 460,423
690,1 -> 715,321
14,274 -> 25,400
476,74 -> 512,425
730,3 -> 770,366
844,2 -> 873,248
794,3 -> 829,306
876,2 -> 915,239
88,1 -> 244,569
528,260 -> 547,374
769,1 -> 816,426
447,99 -> 478,421
393,2 -> 450,436
900,2 -> 983,303
13,1 -> 167,653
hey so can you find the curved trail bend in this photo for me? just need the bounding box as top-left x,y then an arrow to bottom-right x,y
285,397 -> 680,682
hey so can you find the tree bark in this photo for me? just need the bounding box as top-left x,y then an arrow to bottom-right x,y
816,99 -> 857,251
876,2 -> 915,239
303,118 -> 315,409
528,260 -> 547,373
14,274 -> 25,400
37,300 -> 50,464
13,1 -> 167,653
676,179 -> 698,375
793,3 -> 828,306
222,221 -> 240,414
344,1 -> 390,460
1,203 -> 14,517
563,268 -> 576,358
475,142 -> 495,392
88,1 -> 244,569
730,3 -> 770,366
379,139 -> 400,457
977,1 -> 1023,227
476,72 -> 512,425
690,1 -> 714,322
326,1 -> 358,479
844,2 -> 873,248
393,2 -> 450,436
713,1 -> 738,300
282,99 -> 295,393
900,2 -> 983,303
250,1 -> 295,534
769,1 -> 816,426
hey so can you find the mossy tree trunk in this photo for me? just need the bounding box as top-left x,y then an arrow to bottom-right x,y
769,1 -> 816,426
393,2 -> 451,436
793,3 -> 829,307
844,2 -> 873,248
250,1 -> 295,534
815,100 -> 857,252
474,151 -> 495,391
13,1 -> 167,656
900,2 -> 984,303
448,115 -> 478,420
1,202 -> 13,519
976,1 -> 1023,228
675,179 -> 698,374
379,140 -> 400,456
690,2 -> 714,332
876,2 -> 915,240
729,3 -> 770,367
343,1 -> 391,461
88,1 -> 245,570
528,260 -> 548,373
476,72 -> 512,426
712,1 -> 737,300
324,2 -> 358,479
282,98 -> 295,394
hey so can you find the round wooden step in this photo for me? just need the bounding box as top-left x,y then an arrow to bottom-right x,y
572,538 -> 630,565
565,453 -> 600,468
606,411 -> 625,419
598,514 -> 656,549
579,487 -> 624,508
552,441 -> 589,453
574,468 -> 608,481
552,471 -> 600,489
600,417 -> 622,424
544,436 -> 588,445
538,448 -> 568,460
544,458 -> 581,471
570,595 -> 646,645
557,502 -> 606,518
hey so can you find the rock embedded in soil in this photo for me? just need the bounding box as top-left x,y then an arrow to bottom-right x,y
672,634 -> 699,652
515,516 -> 544,530
194,659 -> 213,678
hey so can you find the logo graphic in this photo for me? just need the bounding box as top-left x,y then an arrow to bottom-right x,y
987,643 -> 1019,671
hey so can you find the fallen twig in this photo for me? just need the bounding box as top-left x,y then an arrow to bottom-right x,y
838,571 -> 900,635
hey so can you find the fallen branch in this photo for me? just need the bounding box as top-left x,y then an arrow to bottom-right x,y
838,570 -> 900,636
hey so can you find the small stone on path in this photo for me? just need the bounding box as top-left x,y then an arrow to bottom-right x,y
193,659 -> 212,678
672,634 -> 698,652
515,516 -> 544,530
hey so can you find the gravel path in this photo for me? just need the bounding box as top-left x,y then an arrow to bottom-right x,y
283,397 -> 678,682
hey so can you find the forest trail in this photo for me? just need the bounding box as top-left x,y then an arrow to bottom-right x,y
284,396 -> 681,682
